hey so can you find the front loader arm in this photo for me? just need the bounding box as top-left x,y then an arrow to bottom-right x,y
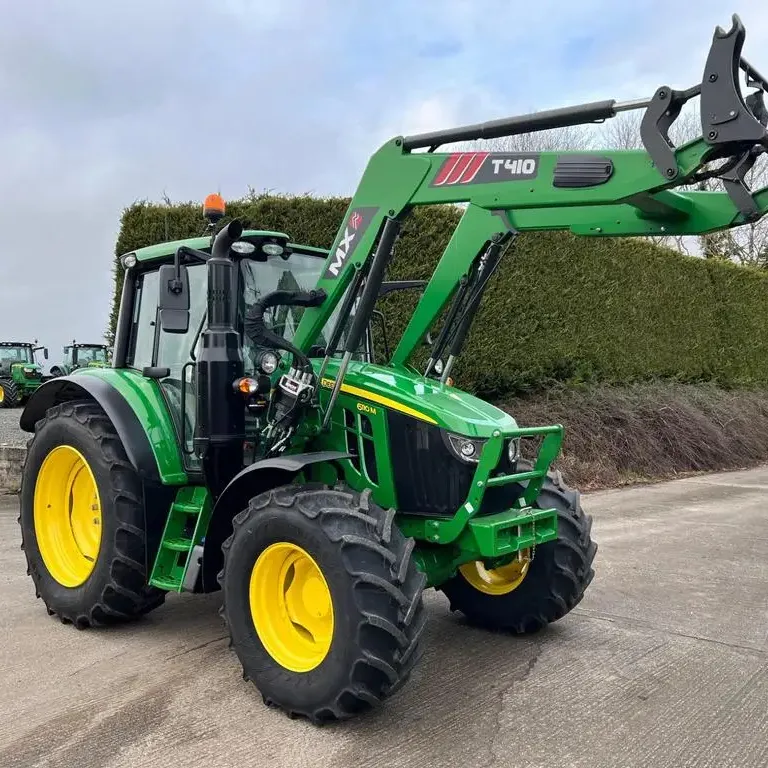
293,13 -> 768,365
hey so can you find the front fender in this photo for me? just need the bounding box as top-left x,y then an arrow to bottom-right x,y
200,451 -> 351,591
20,369 -> 187,485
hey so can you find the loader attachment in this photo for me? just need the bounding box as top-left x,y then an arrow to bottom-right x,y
292,13 -> 768,372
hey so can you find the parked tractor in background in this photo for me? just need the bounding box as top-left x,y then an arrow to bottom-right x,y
15,15 -> 768,723
0,341 -> 48,408
49,341 -> 111,378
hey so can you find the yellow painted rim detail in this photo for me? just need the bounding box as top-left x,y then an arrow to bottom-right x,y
250,542 -> 334,673
33,445 -> 102,588
0,384 -> 4,403
459,550 -> 531,595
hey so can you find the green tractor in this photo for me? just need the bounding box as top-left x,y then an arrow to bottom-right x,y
49,341 -> 111,378
0,341 -> 49,408
16,15 -> 768,722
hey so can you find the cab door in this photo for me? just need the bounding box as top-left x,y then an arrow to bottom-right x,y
126,261 -> 209,472
155,263 -> 209,470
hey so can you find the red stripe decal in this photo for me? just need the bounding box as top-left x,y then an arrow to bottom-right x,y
445,153 -> 474,184
433,153 -> 462,186
459,152 -> 489,183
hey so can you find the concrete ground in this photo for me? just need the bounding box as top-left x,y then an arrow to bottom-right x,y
0,468 -> 766,768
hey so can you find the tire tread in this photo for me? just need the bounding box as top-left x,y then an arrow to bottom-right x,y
19,400 -> 165,627
218,483 -> 426,724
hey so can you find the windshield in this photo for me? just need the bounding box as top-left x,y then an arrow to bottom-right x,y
239,252 -> 357,372
0,346 -> 33,363
75,347 -> 107,364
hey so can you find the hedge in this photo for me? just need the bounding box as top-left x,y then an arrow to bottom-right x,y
110,193 -> 768,396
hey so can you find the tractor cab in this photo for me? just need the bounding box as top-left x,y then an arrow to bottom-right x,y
51,342 -> 111,377
112,202 -> 388,472
114,204 -> 437,475
0,342 -> 35,365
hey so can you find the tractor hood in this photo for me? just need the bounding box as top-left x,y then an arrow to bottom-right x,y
11,361 -> 42,377
317,359 -> 516,438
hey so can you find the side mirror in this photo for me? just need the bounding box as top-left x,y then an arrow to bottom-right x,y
43,348 -> 48,360
158,263 -> 190,333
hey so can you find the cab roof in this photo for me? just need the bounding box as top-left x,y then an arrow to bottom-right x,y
126,229 -> 329,264
0,341 -> 33,347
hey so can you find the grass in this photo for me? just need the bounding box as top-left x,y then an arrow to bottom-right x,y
498,381 -> 768,491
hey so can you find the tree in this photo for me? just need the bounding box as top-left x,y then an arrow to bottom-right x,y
473,123 -> 593,154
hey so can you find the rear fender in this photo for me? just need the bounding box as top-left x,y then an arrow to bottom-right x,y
21,376 -> 161,479
200,451 -> 350,592
20,370 -> 187,484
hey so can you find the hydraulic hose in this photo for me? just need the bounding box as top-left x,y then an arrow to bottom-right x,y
244,289 -> 326,369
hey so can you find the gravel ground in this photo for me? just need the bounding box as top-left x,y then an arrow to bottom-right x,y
0,408 -> 27,446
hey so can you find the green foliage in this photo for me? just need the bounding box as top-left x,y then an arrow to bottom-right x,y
111,194 -> 768,395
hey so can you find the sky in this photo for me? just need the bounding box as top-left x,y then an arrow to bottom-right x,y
1,1 -> 767,371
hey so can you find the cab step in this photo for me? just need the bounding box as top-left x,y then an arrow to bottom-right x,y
149,486 -> 212,593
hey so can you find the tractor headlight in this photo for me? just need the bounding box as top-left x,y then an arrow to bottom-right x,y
443,431 -> 486,464
122,253 -> 137,269
231,241 -> 256,255
433,359 -> 444,375
262,243 -> 284,257
508,437 -> 521,464
257,350 -> 279,375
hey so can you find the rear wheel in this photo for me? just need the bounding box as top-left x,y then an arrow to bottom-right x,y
439,468 -> 596,633
0,379 -> 19,408
19,400 -> 165,627
219,484 -> 427,724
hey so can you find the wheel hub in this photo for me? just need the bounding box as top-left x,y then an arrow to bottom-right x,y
249,542 -> 334,672
33,445 -> 102,588
459,549 -> 531,595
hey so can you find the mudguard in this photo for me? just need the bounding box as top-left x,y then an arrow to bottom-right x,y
20,375 -> 161,481
200,450 -> 351,591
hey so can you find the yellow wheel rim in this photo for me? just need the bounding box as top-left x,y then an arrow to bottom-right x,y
459,550 -> 531,596
249,542 -> 334,673
33,445 -> 102,588
0,384 -> 4,404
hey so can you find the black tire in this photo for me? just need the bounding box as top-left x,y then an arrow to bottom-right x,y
19,400 -> 165,627
219,484 -> 427,724
0,378 -> 19,408
49,367 -> 65,378
439,467 -> 597,633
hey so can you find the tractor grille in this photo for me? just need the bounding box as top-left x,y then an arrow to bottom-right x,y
386,411 -> 474,517
386,411 -> 524,518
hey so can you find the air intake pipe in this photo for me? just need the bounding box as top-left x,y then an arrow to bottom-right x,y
194,219 -> 245,498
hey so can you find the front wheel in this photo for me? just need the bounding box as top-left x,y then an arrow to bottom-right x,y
438,468 -> 597,633
219,484 -> 427,724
